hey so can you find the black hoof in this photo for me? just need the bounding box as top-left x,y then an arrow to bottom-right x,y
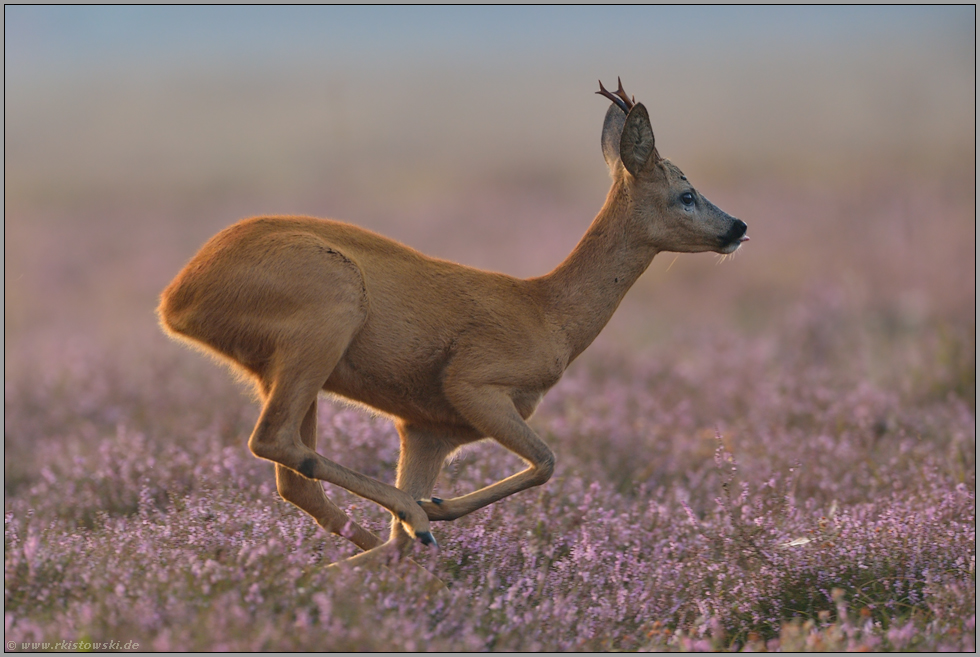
415,531 -> 438,548
431,497 -> 443,505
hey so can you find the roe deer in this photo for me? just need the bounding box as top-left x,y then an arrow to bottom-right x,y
158,79 -> 748,569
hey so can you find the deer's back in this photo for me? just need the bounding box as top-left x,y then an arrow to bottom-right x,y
159,216 -> 559,427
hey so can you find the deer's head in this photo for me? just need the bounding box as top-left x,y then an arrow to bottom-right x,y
598,79 -> 748,255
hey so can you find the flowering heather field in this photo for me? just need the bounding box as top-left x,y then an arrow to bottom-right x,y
4,171 -> 976,651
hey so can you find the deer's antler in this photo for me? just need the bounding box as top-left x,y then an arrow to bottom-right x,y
596,77 -> 635,114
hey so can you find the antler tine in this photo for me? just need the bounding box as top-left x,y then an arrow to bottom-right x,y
596,78 -> 632,114
614,77 -> 635,111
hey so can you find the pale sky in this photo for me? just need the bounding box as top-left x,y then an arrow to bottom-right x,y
6,6 -> 971,78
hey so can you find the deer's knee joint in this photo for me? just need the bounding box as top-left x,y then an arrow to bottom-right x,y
534,451 -> 556,485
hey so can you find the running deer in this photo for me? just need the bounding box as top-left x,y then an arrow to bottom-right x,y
158,79 -> 748,568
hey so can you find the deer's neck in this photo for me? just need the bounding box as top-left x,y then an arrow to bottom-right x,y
541,181 -> 658,363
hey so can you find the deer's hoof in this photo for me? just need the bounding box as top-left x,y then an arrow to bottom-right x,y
415,530 -> 438,548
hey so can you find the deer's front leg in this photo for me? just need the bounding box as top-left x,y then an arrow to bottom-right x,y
418,380 -> 555,522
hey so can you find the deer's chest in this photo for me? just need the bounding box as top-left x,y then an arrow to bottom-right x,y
507,388 -> 544,421
508,355 -> 567,420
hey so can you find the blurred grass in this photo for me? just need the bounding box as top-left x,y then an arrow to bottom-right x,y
4,29 -> 974,202
5,18 -> 975,357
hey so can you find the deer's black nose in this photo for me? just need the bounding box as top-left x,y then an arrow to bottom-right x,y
721,219 -> 748,247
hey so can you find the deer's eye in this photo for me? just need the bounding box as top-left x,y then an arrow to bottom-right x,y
680,192 -> 696,206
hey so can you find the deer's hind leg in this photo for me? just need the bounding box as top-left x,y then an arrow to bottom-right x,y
275,398 -> 382,552
246,319 -> 434,551
242,241 -> 434,548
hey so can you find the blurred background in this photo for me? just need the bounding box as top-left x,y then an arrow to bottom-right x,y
4,6 -> 975,367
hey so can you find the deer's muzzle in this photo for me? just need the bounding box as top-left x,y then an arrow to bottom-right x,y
719,219 -> 748,250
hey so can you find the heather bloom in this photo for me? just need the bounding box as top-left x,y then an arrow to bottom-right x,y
4,289 -> 974,649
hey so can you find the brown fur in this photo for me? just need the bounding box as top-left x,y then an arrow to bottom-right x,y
158,81 -> 748,568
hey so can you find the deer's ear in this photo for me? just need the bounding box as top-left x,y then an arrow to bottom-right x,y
601,103 -> 627,170
619,103 -> 658,176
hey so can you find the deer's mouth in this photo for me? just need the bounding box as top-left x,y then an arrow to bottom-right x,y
718,220 -> 749,253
